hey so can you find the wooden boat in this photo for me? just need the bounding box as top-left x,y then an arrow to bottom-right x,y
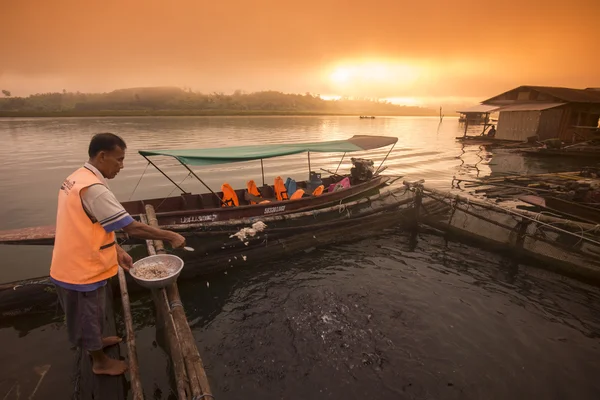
0,135 -> 399,245
520,147 -> 600,158
419,187 -> 600,284
0,185 -> 425,318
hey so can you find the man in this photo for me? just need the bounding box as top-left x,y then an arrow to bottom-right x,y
487,125 -> 497,137
50,133 -> 186,376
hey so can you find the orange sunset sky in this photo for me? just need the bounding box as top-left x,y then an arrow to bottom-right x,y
1,0 -> 599,107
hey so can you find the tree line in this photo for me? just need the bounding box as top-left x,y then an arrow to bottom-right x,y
0,87 -> 437,116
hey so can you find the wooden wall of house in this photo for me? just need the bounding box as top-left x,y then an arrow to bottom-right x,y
557,107 -> 572,142
536,108 -> 563,140
496,111 -> 540,141
557,104 -> 600,142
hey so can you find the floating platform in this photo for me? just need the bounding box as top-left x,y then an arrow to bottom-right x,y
74,283 -> 126,400
455,136 -> 527,147
420,187 -> 600,285
519,148 -> 600,158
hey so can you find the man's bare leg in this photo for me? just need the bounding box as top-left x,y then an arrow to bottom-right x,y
102,336 -> 122,348
90,350 -> 128,376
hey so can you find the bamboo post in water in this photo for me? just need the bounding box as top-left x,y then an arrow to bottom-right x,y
140,214 -> 190,400
117,266 -> 144,400
145,205 -> 166,254
143,205 -> 213,399
140,214 -> 157,257
151,289 -> 190,400
166,283 -> 213,398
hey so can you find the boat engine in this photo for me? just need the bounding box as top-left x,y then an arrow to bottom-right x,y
350,158 -> 374,183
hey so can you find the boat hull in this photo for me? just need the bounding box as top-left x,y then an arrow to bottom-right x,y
128,186 -> 418,274
0,176 -> 389,245
129,175 -> 389,226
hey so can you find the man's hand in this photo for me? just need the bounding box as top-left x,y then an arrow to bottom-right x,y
168,232 -> 186,249
116,245 -> 134,271
122,221 -> 187,250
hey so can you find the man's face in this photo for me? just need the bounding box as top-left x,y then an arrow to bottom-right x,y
97,146 -> 125,179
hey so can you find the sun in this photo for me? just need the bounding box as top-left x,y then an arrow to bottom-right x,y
327,61 -> 420,89
330,68 -> 352,83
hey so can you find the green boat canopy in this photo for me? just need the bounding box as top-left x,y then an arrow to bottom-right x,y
139,135 -> 398,166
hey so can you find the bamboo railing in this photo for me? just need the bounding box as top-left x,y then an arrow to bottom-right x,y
117,266 -> 144,399
143,204 -> 213,399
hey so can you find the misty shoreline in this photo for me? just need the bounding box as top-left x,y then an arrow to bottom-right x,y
0,87 -> 444,118
0,109 -> 444,118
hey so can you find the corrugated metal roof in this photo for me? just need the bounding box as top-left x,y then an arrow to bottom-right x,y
483,86 -> 600,104
456,104 -> 500,113
528,86 -> 600,103
497,103 -> 566,112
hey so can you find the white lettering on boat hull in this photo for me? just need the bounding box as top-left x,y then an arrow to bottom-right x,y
181,214 -> 217,224
264,205 -> 285,214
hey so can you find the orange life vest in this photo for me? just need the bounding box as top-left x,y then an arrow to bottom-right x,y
246,180 -> 262,205
274,176 -> 289,201
312,185 -> 324,196
50,167 -> 118,285
221,183 -> 239,207
290,189 -> 305,200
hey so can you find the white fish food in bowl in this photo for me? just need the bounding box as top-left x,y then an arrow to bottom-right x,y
130,254 -> 184,289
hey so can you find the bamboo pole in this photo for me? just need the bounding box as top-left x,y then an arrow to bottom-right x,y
117,266 -> 144,400
140,214 -> 157,256
145,205 -> 165,254
478,171 -> 582,183
144,204 -> 213,400
151,289 -> 190,400
165,285 -> 204,398
166,283 -> 212,398
141,213 -> 190,400
453,178 -> 561,194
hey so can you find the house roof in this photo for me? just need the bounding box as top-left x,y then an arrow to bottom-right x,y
456,104 -> 501,113
528,86 -> 600,103
484,86 -> 600,104
498,103 -> 566,112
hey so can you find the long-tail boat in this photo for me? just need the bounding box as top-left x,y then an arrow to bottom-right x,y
0,135 -> 401,246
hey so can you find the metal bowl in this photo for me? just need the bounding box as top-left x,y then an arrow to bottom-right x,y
130,254 -> 184,289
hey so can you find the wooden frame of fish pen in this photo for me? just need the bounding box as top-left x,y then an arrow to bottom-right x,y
419,187 -> 600,284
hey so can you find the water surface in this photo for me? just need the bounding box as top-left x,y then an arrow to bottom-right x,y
0,116 -> 598,400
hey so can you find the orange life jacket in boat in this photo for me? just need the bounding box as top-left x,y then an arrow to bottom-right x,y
312,185 -> 324,196
49,167 -> 118,285
221,183 -> 239,207
246,180 -> 262,205
290,189 -> 305,200
274,176 -> 289,201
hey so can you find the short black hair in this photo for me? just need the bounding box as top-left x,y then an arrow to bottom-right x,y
88,133 -> 127,158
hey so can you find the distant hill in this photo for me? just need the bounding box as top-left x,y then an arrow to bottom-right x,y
0,87 -> 438,117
